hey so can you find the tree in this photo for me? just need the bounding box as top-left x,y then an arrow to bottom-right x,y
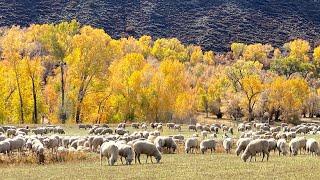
286,39 -> 310,62
271,57 -> 314,78
151,38 -> 188,62
231,43 -> 246,59
243,43 -> 269,63
65,26 -> 111,123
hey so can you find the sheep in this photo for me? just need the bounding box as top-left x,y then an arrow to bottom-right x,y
173,124 -> 181,131
228,127 -> 234,135
32,128 -> 46,135
100,141 -> 119,166
200,139 -> 216,154
201,131 -> 209,139
0,134 -> 6,141
188,125 -> 197,132
8,137 -> 26,153
78,124 -> 87,130
289,137 -> 307,156
267,138 -> 277,153
141,124 -> 147,130
277,138 -> 288,156
7,129 -> 16,137
17,128 -> 29,135
185,138 -> 200,153
100,128 -> 113,135
54,126 -> 65,134
166,123 -> 175,129
154,136 -> 177,153
116,143 -> 134,165
115,128 -> 127,135
172,134 -> 184,141
241,139 -> 269,162
196,123 -> 203,131
223,138 -> 232,154
91,136 -> 105,152
235,138 -> 252,156
0,127 -> 5,133
132,123 -> 140,129
156,125 -> 163,132
32,139 -> 45,164
0,140 -> 10,155
133,140 -> 162,164
306,138 -> 320,156
43,136 -> 59,153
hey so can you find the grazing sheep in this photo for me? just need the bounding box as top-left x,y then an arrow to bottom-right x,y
0,140 -> 10,154
132,123 -> 140,129
241,139 -> 269,162
185,138 -> 200,153
100,141 -> 119,166
166,123 -> 175,129
173,124 -> 181,131
78,124 -> 87,130
133,141 -> 162,164
235,138 -> 252,156
91,136 -> 105,152
201,131 -> 209,139
188,125 -> 197,132
141,124 -> 147,130
117,143 -> 134,165
223,138 -> 232,154
8,137 -> 26,153
17,128 -> 29,135
32,139 -> 45,164
115,128 -> 127,135
267,138 -> 277,153
200,139 -> 216,154
154,136 -> 177,153
172,134 -> 184,141
157,125 -> 163,132
7,129 -> 16,137
196,123 -> 203,132
289,137 -> 307,156
306,138 -> 320,156
43,137 -> 59,153
277,138 -> 288,156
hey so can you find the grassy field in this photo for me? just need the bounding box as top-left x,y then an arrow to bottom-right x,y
1,122 -> 320,180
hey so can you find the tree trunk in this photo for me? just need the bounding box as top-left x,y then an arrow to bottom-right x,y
32,78 -> 38,124
60,63 -> 67,123
14,69 -> 24,124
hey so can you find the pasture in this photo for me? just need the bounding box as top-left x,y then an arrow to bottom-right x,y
1,121 -> 320,180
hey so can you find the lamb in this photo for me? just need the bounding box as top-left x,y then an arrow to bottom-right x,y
200,139 -> 216,154
185,138 -> 200,153
235,138 -> 252,156
306,138 -> 320,156
289,137 -> 307,156
0,140 -> 10,154
277,138 -> 288,156
100,141 -> 119,166
241,139 -> 269,162
117,143 -> 134,165
223,138 -> 232,154
267,138 -> 277,153
133,140 -> 162,164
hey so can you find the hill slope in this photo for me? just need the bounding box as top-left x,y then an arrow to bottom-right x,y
0,0 -> 320,52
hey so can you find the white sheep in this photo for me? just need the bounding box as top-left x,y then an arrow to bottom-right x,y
267,138 -> 277,153
235,138 -> 252,156
100,141 -> 119,166
241,139 -> 269,162
277,138 -> 288,156
0,140 -> 10,155
306,138 -> 320,156
117,143 -> 134,165
289,137 -> 307,156
223,138 -> 232,154
200,139 -> 216,154
133,140 -> 162,164
185,138 -> 200,153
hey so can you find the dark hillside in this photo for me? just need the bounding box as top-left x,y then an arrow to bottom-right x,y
0,0 -> 320,52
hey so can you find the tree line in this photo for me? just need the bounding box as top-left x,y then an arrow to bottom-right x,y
0,20 -> 319,124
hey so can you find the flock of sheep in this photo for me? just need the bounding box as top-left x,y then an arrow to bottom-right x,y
0,121 -> 320,166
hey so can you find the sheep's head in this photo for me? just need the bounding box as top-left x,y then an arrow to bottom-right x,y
241,152 -> 249,162
155,154 -> 162,163
235,148 -> 241,156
